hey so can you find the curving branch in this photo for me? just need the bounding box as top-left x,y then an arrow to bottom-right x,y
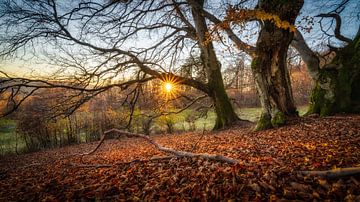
316,13 -> 352,43
0,70 -> 156,118
186,0 -> 256,57
291,29 -> 320,80
81,128 -> 239,164
0,0 -> 214,119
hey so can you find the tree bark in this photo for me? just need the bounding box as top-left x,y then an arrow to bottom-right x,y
292,26 -> 360,116
188,0 -> 242,130
252,0 -> 302,130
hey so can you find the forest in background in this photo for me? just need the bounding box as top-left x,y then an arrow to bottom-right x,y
0,61 -> 312,154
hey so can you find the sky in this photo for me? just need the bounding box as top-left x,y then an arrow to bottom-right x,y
0,0 -> 359,78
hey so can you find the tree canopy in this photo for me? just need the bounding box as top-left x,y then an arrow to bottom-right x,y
0,0 -> 359,130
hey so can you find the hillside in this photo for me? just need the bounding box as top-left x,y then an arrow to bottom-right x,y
0,115 -> 360,201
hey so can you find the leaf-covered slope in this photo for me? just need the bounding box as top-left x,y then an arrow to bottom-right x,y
0,115 -> 359,201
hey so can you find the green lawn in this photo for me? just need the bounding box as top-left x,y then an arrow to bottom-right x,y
166,105 -> 309,131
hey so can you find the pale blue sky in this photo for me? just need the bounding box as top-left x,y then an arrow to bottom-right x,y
0,0 -> 358,77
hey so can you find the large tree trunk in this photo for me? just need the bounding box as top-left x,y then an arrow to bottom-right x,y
209,64 -> 240,130
252,0 -> 303,130
189,0 -> 240,130
308,35 -> 360,115
292,27 -> 360,116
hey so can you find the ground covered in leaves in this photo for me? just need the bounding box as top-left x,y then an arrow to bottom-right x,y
0,115 -> 360,201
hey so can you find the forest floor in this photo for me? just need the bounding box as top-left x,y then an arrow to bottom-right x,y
0,115 -> 360,201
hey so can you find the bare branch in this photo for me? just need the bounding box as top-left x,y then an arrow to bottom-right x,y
186,0 -> 256,56
316,13 -> 352,43
291,29 -> 320,80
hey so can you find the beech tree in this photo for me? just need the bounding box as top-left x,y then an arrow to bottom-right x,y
0,0 -> 307,130
248,0 -> 302,130
292,12 -> 360,115
0,0 -> 249,130
196,0 -> 303,130
2,0 -> 356,132
192,0 -> 358,129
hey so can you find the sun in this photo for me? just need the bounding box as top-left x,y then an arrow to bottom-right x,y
164,82 -> 173,93
160,74 -> 181,100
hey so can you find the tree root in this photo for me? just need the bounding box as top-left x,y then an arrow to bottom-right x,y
299,167 -> 360,179
81,129 -> 238,164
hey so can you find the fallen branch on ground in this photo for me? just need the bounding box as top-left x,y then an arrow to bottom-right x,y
81,129 -> 238,164
299,167 -> 360,179
80,132 -> 108,156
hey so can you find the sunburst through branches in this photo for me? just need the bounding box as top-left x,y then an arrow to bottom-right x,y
160,74 -> 180,101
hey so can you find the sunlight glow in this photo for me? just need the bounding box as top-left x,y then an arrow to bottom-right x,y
164,82 -> 173,93
160,74 -> 181,101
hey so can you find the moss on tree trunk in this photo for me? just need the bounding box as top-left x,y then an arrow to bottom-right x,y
251,0 -> 303,130
209,68 -> 240,130
308,35 -> 360,115
190,0 -> 241,130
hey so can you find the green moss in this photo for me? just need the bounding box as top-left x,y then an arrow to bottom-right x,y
213,116 -> 225,130
251,57 -> 260,70
254,113 -> 272,131
307,83 -> 324,115
305,34 -> 359,117
271,111 -> 285,127
309,83 -> 336,116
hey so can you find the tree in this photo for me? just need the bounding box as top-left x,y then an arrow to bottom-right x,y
187,0 -> 240,129
0,0 -> 248,130
292,14 -> 360,116
248,0 -> 303,130
195,0 -> 303,130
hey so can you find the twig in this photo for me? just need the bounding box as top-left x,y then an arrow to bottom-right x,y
80,133 -> 108,156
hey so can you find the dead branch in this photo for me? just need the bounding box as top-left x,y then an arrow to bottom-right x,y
82,129 -> 239,164
80,132 -> 108,156
299,167 -> 360,179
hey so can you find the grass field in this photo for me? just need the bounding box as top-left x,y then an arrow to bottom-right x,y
0,106 -> 309,155
170,105 -> 308,131
0,119 -> 26,155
